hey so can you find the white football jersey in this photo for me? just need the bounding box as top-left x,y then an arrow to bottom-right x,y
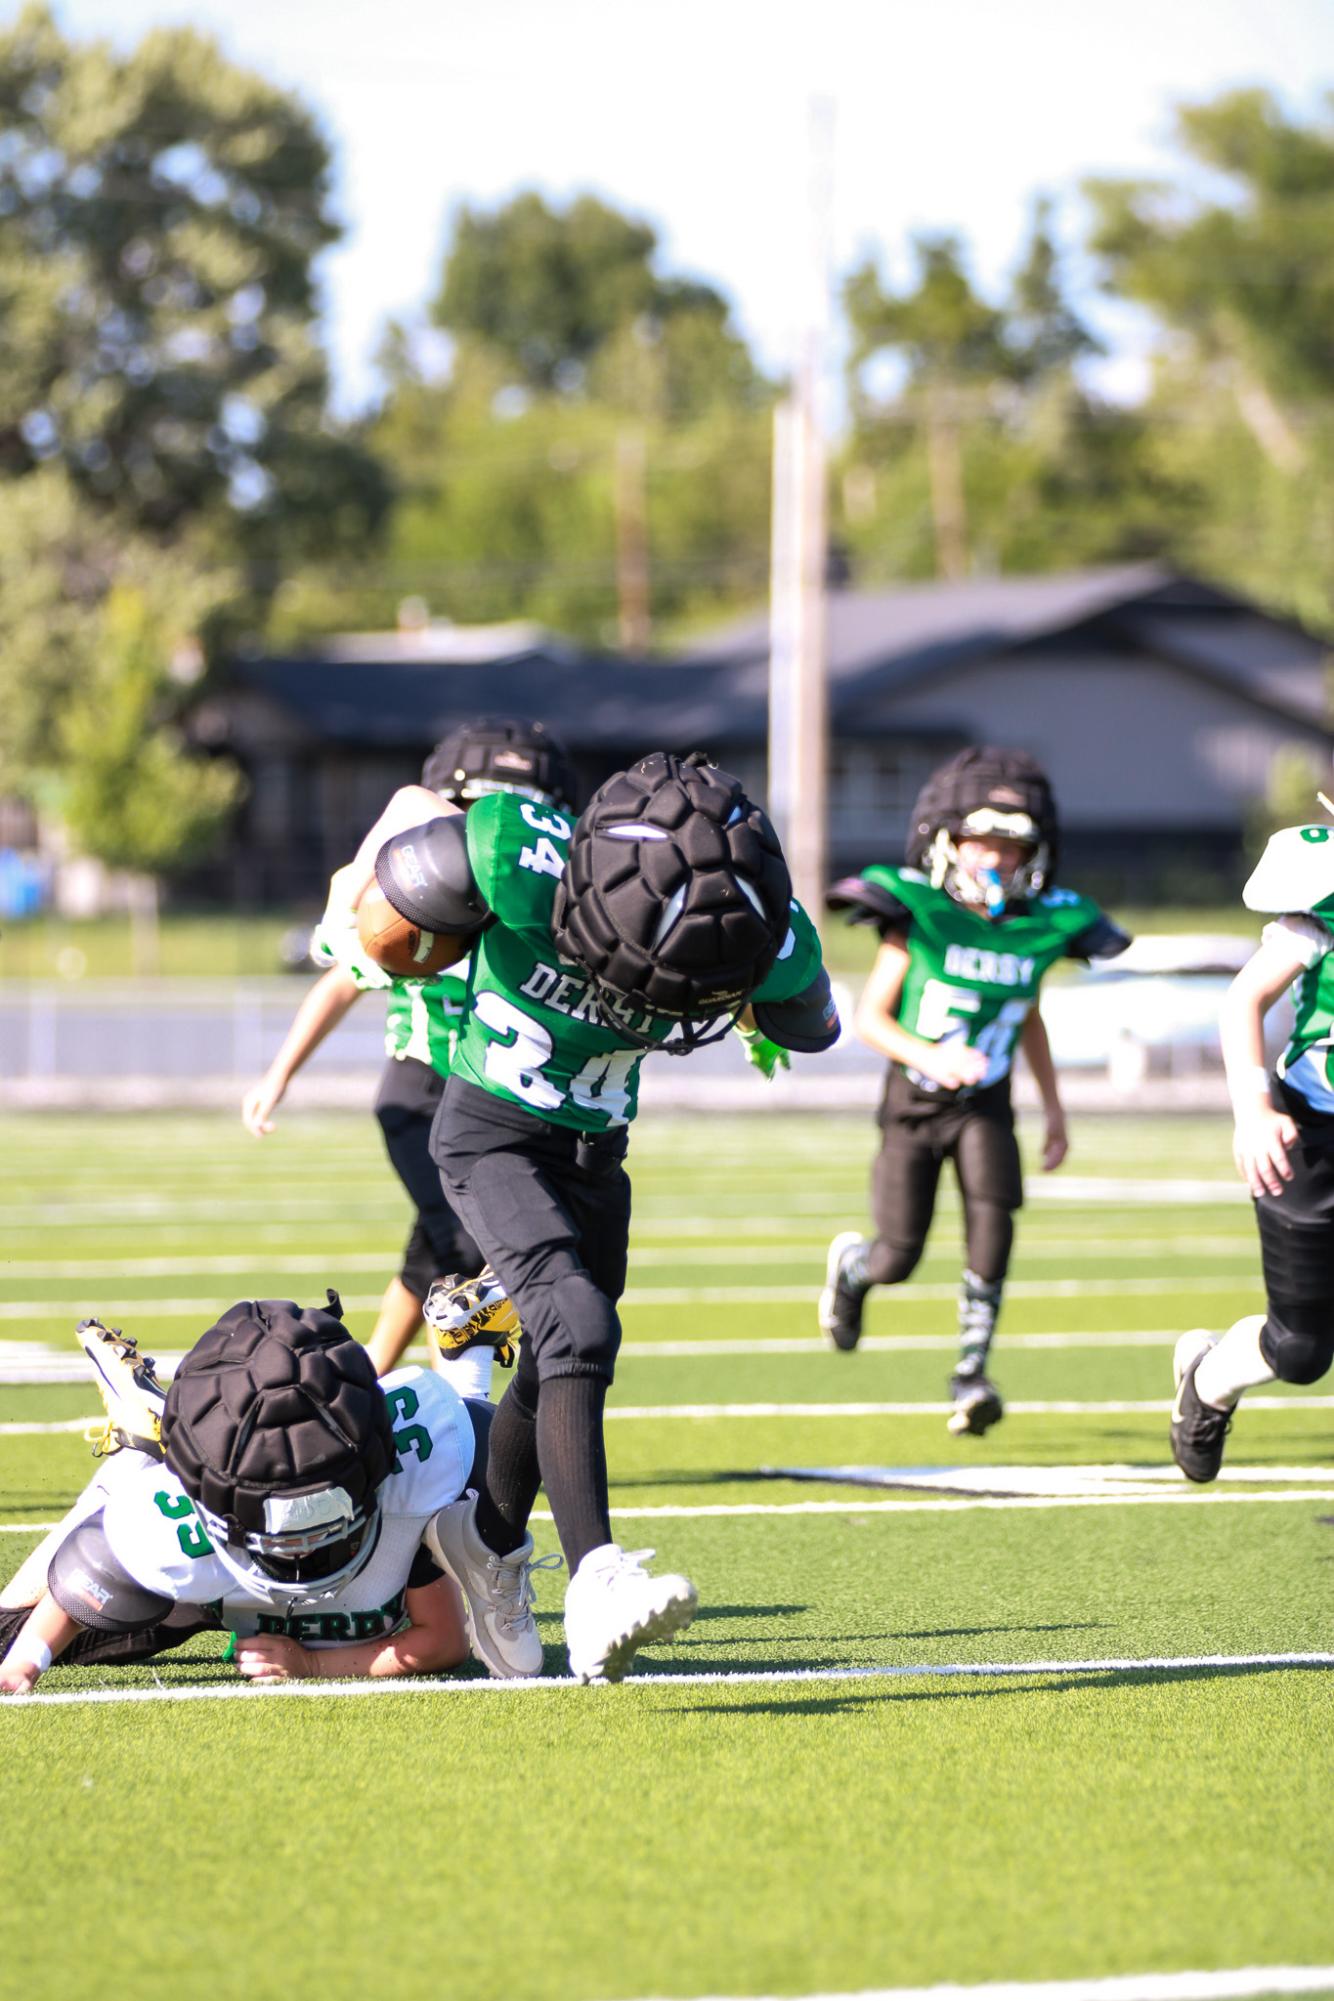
98,1367 -> 473,1644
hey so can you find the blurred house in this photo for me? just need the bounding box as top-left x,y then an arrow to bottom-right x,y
194,565 -> 1332,904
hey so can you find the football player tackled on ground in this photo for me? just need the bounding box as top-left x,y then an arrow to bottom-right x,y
358,750 -> 840,1683
0,1300 -> 528,1694
1171,815 -> 1334,1480
822,748 -> 1129,1435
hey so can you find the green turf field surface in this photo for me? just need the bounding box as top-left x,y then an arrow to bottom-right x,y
1,1109 -> 1331,2001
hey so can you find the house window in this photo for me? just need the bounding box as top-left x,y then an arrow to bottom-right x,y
828,737 -> 964,855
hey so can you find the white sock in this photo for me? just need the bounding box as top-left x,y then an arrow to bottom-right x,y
1194,1313 -> 1275,1410
431,1348 -> 494,1402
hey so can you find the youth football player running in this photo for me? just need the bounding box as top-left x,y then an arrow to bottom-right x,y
358,750 -> 840,1683
821,747 -> 1129,1436
0,1304 -> 509,1694
241,718 -> 577,1380
1171,815 -> 1334,1479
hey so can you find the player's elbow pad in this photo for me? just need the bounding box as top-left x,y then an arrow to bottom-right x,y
47,1511 -> 175,1635
751,969 -> 841,1053
375,816 -> 491,937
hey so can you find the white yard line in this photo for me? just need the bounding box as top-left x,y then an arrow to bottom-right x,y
623,1968 -> 1334,2001
4,1490 -> 1334,1536
7,1396 -> 1332,1435
0,1239 -> 1259,1278
0,1276 -> 1264,1320
3,1651 -> 1331,1713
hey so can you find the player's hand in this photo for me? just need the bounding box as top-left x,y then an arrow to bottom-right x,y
241,1078 -> 283,1137
920,1041 -> 989,1091
1042,1119 -> 1069,1172
737,1029 -> 790,1081
1232,1105 -> 1297,1198
0,1657 -> 41,1696
234,1634 -> 313,1682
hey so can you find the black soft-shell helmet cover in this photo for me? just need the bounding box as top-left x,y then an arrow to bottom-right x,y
552,751 -> 792,1034
421,716 -> 577,810
906,746 -> 1060,879
161,1293 -> 395,1545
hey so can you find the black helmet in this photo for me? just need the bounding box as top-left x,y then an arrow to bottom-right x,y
551,750 -> 791,1051
421,716 -> 577,810
161,1292 -> 396,1604
907,746 -> 1058,917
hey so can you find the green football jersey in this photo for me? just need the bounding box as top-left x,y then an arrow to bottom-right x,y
853,865 -> 1113,1092
451,791 -> 826,1131
1243,824 -> 1334,1113
382,971 -> 468,1074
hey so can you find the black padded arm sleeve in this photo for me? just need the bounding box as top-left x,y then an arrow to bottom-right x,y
1067,915 -> 1132,963
752,968 -> 841,1053
47,1511 -> 176,1635
374,816 -> 492,936
825,875 -> 912,938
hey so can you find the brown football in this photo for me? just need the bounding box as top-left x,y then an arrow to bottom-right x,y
356,888 -> 468,977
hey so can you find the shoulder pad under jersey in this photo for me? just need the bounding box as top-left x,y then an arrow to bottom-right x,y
826,866 -> 917,932
377,1367 -> 475,1519
1243,825 -> 1334,917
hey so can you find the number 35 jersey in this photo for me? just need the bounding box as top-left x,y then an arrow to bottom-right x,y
450,790 -> 826,1131
97,1368 -> 473,1645
830,865 -> 1125,1094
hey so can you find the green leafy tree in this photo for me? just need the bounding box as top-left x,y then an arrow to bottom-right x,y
0,4 -> 387,557
844,233 -> 1017,578
1084,90 -> 1334,624
289,194 -> 776,649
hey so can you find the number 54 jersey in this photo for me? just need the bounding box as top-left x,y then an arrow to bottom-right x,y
830,865 -> 1126,1094
97,1368 -> 473,1645
450,790 -> 826,1132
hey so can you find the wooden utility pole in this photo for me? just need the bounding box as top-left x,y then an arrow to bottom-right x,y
768,98 -> 832,921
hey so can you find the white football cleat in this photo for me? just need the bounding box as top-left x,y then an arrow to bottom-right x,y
563,1544 -> 698,1684
75,1318 -> 168,1460
429,1494 -> 552,1678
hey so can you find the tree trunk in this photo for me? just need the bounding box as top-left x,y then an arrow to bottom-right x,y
925,384 -> 969,580
128,873 -> 161,977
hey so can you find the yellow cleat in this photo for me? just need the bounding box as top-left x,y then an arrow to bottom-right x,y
75,1318 -> 168,1460
423,1268 -> 520,1370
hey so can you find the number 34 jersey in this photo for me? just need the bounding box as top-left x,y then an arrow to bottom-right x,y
96,1368 -> 473,1644
833,865 -> 1123,1093
450,790 -> 826,1132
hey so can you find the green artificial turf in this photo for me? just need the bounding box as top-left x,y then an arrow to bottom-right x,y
0,1109 -> 1331,2001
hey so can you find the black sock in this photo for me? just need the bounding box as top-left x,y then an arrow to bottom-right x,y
536,1375 -> 612,1575
473,1377 -> 542,1557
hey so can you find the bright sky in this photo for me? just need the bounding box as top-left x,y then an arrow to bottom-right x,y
59,0 -> 1334,415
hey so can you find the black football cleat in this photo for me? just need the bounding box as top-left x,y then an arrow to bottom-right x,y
947,1370 -> 1004,1436
1170,1331 -> 1231,1483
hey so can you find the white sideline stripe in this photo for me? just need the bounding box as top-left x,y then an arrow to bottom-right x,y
0,1276 -> 1262,1319
627,1968 -> 1334,2001
5,1650 -> 1332,1713
9,1396 -> 1334,1437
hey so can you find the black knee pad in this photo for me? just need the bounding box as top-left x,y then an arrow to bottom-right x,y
1259,1298 -> 1334,1386
864,1239 -> 923,1286
530,1270 -> 622,1383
